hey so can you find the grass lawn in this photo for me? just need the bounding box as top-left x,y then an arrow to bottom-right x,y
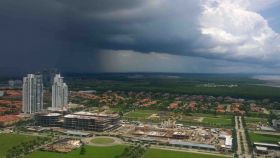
0,133 -> 37,158
245,117 -> 268,124
124,110 -> 156,118
91,137 -> 115,144
109,107 -> 122,113
180,115 -> 201,122
123,110 -> 172,123
144,148 -> 228,158
249,132 -> 280,144
192,113 -> 232,118
124,110 -> 233,127
202,117 -> 232,126
25,145 -> 126,158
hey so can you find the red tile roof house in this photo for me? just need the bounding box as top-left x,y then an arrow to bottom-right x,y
0,115 -> 21,127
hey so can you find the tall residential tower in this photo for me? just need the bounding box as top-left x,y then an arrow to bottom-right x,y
52,74 -> 68,108
22,74 -> 44,114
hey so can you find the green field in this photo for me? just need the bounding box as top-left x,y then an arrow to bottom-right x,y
91,137 -> 115,144
124,110 -> 233,127
178,114 -> 232,128
180,115 -> 201,122
245,117 -> 267,124
123,110 -> 170,123
249,132 -> 280,144
110,107 -> 122,113
124,110 -> 157,118
25,145 -> 126,158
25,145 -> 229,158
143,148 -> 228,158
0,133 -> 37,157
202,117 -> 232,126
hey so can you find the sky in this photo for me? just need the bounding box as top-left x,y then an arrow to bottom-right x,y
1,0 -> 280,75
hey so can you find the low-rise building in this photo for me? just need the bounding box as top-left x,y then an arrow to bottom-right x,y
272,119 -> 280,129
253,142 -> 280,151
0,115 -> 21,127
219,133 -> 232,151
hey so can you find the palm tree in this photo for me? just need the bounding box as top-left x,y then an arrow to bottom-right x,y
80,144 -> 86,155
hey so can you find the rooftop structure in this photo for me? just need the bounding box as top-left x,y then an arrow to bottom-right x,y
219,134 -> 232,149
260,126 -> 276,132
255,146 -> 269,155
47,107 -> 69,114
254,142 -> 280,151
256,146 -> 268,151
272,119 -> 280,129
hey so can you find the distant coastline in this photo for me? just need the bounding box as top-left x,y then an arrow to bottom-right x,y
252,75 -> 280,88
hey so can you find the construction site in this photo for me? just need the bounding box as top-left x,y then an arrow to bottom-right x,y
115,119 -> 232,152
41,138 -> 82,153
64,111 -> 120,131
35,110 -> 120,132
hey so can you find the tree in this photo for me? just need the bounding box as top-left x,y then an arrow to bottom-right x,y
80,144 -> 86,155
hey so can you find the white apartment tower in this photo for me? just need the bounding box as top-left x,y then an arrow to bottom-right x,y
22,74 -> 44,114
52,74 -> 68,108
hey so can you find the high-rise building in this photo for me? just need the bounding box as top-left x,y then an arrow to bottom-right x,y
22,74 -> 44,114
52,74 -> 68,108
8,80 -> 23,88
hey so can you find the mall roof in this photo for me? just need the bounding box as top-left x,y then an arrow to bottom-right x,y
254,142 -> 279,147
169,140 -> 216,150
256,146 -> 268,151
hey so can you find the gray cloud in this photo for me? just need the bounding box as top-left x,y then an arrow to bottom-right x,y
0,0 -> 279,75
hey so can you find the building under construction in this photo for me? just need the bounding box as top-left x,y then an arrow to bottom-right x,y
35,113 -> 62,127
63,111 -> 119,131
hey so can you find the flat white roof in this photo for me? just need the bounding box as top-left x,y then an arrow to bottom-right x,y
254,142 -> 279,147
47,107 -> 68,111
169,140 -> 216,149
64,130 -> 91,136
44,113 -> 61,116
225,135 -> 232,146
260,126 -> 276,131
73,111 -> 118,117
173,131 -> 186,135
256,146 -> 268,151
64,114 -> 93,119
64,114 -> 105,120
74,111 -> 94,115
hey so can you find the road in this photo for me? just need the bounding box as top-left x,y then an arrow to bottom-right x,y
150,145 -> 232,158
235,116 -> 251,158
235,116 -> 242,155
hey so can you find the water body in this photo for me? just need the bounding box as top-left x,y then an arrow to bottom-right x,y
252,75 -> 280,88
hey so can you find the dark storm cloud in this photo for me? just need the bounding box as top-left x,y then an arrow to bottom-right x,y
0,0 -> 205,75
1,0 -> 280,75
57,0 -> 203,54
